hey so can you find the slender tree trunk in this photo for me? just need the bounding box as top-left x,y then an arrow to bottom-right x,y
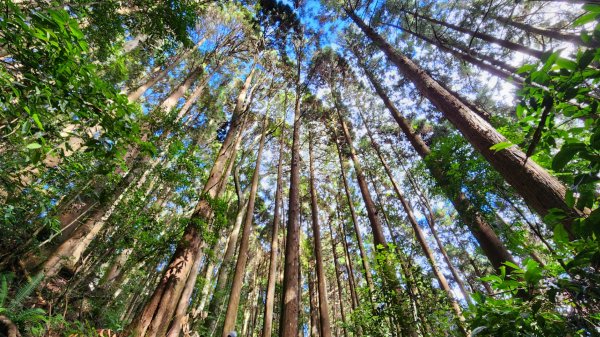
127,69 -> 256,337
308,270 -> 320,337
360,112 -> 468,331
333,137 -> 376,299
261,120 -> 285,337
333,198 -> 359,310
222,116 -> 269,337
328,219 -> 349,337
388,22 -> 522,83
354,53 -> 519,271
348,11 -> 582,235
331,105 -> 418,337
308,133 -> 333,337
279,80 -> 302,337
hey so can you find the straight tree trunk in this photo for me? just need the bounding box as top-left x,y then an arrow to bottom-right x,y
354,52 -> 519,271
359,111 -> 468,330
308,133 -> 333,337
261,120 -> 286,337
333,138 -> 376,299
279,77 -> 302,337
127,69 -> 256,337
328,219 -> 349,337
222,116 -> 269,337
490,14 -> 587,47
333,198 -> 359,310
348,11 -> 582,235
387,22 -> 522,83
308,270 -> 320,337
331,105 -> 418,337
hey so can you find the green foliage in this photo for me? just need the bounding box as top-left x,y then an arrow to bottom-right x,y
0,273 -> 47,336
0,1 -> 141,173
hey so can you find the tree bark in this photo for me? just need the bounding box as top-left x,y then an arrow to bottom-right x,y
308,133 -> 333,337
279,78 -> 302,337
360,111 -> 468,330
127,68 -> 256,337
331,104 -> 418,337
222,116 -> 268,337
333,137 -> 376,299
348,10 -> 581,235
261,120 -> 285,337
490,14 -> 589,47
328,219 -> 349,337
354,51 -> 520,271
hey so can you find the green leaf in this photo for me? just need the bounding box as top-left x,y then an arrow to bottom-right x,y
31,114 -> 44,131
583,4 -> 600,12
578,49 -> 596,70
555,58 -> 577,71
573,12 -> 599,27
26,143 -> 42,149
552,143 -> 586,171
489,141 -> 514,152
553,223 -> 570,244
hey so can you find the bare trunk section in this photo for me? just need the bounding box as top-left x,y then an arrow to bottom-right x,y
349,11 -> 581,236
261,121 -> 285,337
279,82 -> 302,337
354,52 -> 518,271
333,138 -> 376,299
328,219 -> 349,337
331,104 -> 418,337
127,69 -> 256,337
221,116 -> 268,337
308,134 -> 333,337
490,14 -> 587,47
400,9 -> 545,58
360,111 -> 468,333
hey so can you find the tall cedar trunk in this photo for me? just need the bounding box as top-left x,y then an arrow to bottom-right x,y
334,197 -> 359,310
328,219 -> 350,337
360,111 -> 468,333
127,69 -> 255,337
398,9 -> 545,59
203,191 -> 249,333
396,151 -> 474,305
308,270 -> 320,337
221,116 -> 268,337
490,14 -> 589,47
127,38 -> 206,102
332,105 -> 418,337
262,121 -> 285,337
348,10 -> 582,233
279,82 -> 302,337
354,54 -> 519,271
308,134 -> 333,337
368,177 -> 426,334
333,138 -> 376,298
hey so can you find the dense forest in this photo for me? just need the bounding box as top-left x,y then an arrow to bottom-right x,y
1,0 -> 599,336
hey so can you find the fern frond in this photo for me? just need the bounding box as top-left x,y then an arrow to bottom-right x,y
0,274 -> 7,307
8,272 -> 44,312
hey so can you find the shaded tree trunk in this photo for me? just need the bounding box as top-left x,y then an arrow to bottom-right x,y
308,133 -> 333,337
222,116 -> 269,337
127,68 -> 256,337
261,120 -> 285,337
